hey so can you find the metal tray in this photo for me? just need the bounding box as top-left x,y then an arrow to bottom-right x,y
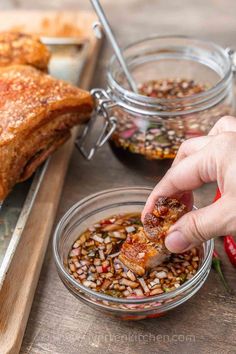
0,39 -> 89,289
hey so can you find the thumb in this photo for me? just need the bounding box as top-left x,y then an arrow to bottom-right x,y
165,197 -> 234,253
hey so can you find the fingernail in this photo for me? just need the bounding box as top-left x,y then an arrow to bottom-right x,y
165,231 -> 191,253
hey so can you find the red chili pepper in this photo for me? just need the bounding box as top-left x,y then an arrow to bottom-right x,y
102,265 -> 109,272
213,187 -> 222,202
213,250 -> 219,259
224,236 -> 236,267
212,249 -> 231,293
214,188 -> 236,268
101,220 -> 112,225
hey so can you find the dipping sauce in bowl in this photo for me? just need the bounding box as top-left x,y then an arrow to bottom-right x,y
53,187 -> 213,320
68,213 -> 200,298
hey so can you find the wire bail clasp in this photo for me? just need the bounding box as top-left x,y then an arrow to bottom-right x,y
75,88 -> 117,160
225,47 -> 236,73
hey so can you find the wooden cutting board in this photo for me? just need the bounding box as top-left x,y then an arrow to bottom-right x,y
0,11 -> 102,354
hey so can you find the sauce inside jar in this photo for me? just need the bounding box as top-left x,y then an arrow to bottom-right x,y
110,78 -> 230,163
68,213 -> 200,298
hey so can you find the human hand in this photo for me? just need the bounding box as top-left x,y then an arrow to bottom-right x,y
142,116 -> 236,253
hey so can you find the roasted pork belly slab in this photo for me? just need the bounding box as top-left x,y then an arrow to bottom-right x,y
0,32 -> 50,71
119,198 -> 187,275
144,197 -> 187,242
0,65 -> 94,200
119,227 -> 169,276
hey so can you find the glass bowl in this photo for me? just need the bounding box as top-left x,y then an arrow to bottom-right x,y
53,187 -> 214,320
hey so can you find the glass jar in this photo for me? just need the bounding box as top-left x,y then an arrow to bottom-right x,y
53,187 -> 214,321
76,35 -> 235,168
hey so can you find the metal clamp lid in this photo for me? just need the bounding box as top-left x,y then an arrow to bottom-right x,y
75,88 -> 117,160
226,47 -> 236,73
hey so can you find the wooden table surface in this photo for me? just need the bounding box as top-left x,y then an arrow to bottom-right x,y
1,1 -> 236,353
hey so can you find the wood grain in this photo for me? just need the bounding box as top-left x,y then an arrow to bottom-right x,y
1,1 -> 236,354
